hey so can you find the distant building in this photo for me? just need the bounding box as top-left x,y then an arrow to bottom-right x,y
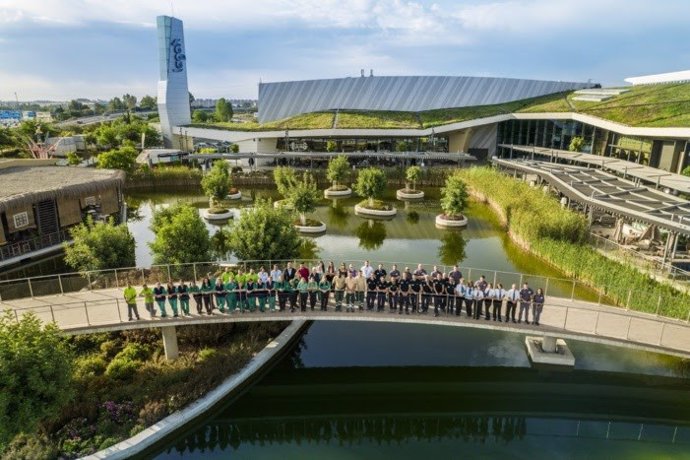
0,160 -> 125,268
136,148 -> 188,166
45,135 -> 86,156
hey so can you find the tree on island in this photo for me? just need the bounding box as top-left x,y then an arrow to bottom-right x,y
64,217 -> 136,273
289,172 -> 321,226
215,98 -> 233,122
149,203 -> 211,265
405,165 -> 422,191
273,166 -> 297,199
354,167 -> 387,208
326,155 -> 350,190
228,198 -> 302,261
0,311 -> 74,448
440,173 -> 468,219
201,161 -> 233,210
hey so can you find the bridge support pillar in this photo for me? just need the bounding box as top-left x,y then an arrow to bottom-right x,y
541,335 -> 557,353
161,326 -> 179,360
525,335 -> 574,367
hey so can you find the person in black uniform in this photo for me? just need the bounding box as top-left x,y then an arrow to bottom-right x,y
388,277 -> 399,313
433,274 -> 446,317
410,276 -> 421,313
399,274 -> 410,315
376,275 -> 388,312
374,264 -> 387,281
366,274 -> 377,311
421,276 -> 433,313
446,276 -> 456,315
389,264 -> 401,281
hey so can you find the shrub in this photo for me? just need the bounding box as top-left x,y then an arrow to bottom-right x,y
75,355 -> 108,379
2,433 -> 57,460
137,400 -> 169,427
115,343 -> 151,362
104,357 -> 141,380
197,348 -> 217,362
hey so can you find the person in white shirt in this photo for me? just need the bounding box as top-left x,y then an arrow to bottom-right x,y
463,282 -> 474,318
473,286 -> 484,319
257,267 -> 269,283
361,260 -> 374,280
493,283 -> 506,322
482,283 -> 494,321
454,281 -> 465,317
505,283 -> 519,323
270,264 -> 282,283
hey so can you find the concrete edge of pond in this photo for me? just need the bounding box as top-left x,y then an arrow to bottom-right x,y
83,319 -> 308,460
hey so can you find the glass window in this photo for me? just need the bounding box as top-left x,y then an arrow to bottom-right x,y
13,212 -> 29,229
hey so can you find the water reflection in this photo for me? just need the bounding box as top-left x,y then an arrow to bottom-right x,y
356,220 -> 387,251
437,229 -> 467,266
326,202 -> 349,229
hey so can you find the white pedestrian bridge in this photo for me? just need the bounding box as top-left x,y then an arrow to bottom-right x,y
1,261 -> 689,360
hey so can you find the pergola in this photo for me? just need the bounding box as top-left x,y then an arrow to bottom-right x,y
492,158 -> 690,263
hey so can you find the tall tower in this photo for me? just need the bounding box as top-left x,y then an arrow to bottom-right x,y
157,15 -> 191,148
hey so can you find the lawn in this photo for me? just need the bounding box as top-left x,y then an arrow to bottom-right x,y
336,111 -> 421,129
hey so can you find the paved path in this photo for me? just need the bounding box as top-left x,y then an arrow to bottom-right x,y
3,287 -> 689,358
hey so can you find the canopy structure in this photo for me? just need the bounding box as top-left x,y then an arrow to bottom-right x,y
492,158 -> 690,237
499,144 -> 690,196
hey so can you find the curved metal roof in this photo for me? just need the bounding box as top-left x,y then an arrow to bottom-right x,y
258,75 -> 592,123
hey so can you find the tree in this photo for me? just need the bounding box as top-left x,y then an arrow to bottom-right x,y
149,203 -> 211,265
354,167 -> 386,207
230,144 -> 239,153
201,161 -> 232,207
108,97 -> 124,112
289,172 -> 320,226
229,198 -> 302,261
122,94 -> 137,112
66,151 -> 81,165
273,166 -> 297,199
192,110 -> 210,123
97,146 -> 138,173
569,136 -> 584,152
396,140 -> 408,152
0,312 -> 74,447
325,140 -> 337,152
139,95 -> 157,110
326,155 -> 349,189
64,217 -> 136,272
405,165 -> 422,191
440,173 -> 468,218
215,98 -> 233,122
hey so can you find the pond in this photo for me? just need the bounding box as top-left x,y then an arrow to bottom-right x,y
125,187 -> 599,301
149,321 -> 690,459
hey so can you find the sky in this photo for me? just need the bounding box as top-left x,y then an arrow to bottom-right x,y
0,0 -> 689,101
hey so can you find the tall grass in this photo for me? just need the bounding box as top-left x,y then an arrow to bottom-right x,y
458,167 -> 690,319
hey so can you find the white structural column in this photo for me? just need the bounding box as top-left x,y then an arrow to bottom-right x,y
161,326 -> 179,360
157,15 -> 191,148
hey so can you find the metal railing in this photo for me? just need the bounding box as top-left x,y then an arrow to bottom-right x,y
6,287 -> 690,356
590,233 -> 690,282
1,258 -> 689,322
0,230 -> 70,263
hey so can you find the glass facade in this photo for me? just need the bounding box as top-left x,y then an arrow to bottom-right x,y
276,136 -> 449,153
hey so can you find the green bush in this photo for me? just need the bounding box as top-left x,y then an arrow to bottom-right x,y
1,433 -> 57,460
197,348 -> 217,362
105,357 -> 141,380
115,343 -> 151,362
460,167 -> 690,318
75,355 -> 108,379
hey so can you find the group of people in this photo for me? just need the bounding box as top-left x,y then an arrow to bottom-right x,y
123,261 -> 546,326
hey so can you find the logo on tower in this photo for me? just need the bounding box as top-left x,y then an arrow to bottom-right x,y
169,38 -> 186,73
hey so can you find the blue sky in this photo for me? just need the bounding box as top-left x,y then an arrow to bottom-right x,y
1,0 -> 689,101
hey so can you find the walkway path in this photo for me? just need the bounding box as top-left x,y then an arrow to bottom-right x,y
2,287 -> 689,359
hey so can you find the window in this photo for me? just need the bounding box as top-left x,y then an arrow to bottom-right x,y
84,196 -> 97,207
13,212 -> 29,229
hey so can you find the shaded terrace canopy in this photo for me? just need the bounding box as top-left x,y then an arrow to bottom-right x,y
492,158 -> 690,236
499,144 -> 690,196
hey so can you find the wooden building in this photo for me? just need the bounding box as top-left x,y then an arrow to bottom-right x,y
0,159 -> 125,267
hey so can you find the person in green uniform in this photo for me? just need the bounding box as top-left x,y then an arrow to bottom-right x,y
318,276 -> 331,311
178,279 -> 190,316
166,281 -> 179,317
189,280 -> 202,314
307,275 -> 318,311
139,283 -> 155,318
124,282 -> 140,321
153,282 -> 167,317
214,276 -> 226,313
297,277 -> 309,312
266,276 -> 277,311
225,276 -> 238,312
236,279 -> 248,312
256,278 -> 267,312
